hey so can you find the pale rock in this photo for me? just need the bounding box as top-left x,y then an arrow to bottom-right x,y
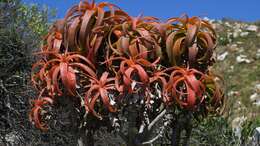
238,47 -> 244,53
250,93 -> 258,101
228,90 -> 240,96
241,23 -> 248,29
246,25 -> 258,32
234,23 -> 241,29
256,49 -> 260,59
228,38 -> 233,43
253,100 -> 260,106
217,51 -> 228,61
236,55 -> 251,63
225,22 -> 232,27
250,85 -> 260,107
227,32 -> 233,38
231,116 -> 247,140
216,20 -> 222,24
240,32 -> 249,37
257,33 -> 260,37
233,31 -> 239,38
255,83 -> 260,91
227,31 -> 233,37
203,17 -> 215,23
230,44 -> 238,48
212,23 -> 217,29
228,44 -> 239,52
203,17 -> 210,21
249,127 -> 260,146
230,65 -> 234,71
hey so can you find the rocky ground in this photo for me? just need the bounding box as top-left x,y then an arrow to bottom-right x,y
208,18 -> 260,142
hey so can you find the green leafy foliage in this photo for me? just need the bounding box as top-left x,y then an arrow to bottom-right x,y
241,117 -> 260,144
0,0 -> 80,145
190,117 -> 238,146
18,4 -> 55,35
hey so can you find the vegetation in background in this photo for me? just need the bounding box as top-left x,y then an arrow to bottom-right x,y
18,3 -> 56,35
0,0 -> 79,145
190,117 -> 238,146
209,18 -> 260,146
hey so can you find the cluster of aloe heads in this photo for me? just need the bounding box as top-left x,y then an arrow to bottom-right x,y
30,0 -> 225,131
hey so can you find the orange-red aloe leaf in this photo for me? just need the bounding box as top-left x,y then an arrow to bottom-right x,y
138,43 -> 148,59
87,35 -> 104,63
66,67 -> 77,96
100,88 -> 116,112
201,20 -> 216,36
95,7 -> 105,27
99,71 -> 109,85
137,57 -> 159,67
172,36 -> 185,64
166,32 -> 176,61
166,32 -> 186,65
30,97 -> 53,131
129,41 -> 139,57
198,32 -> 215,49
133,64 -> 149,83
79,10 -> 95,48
188,44 -> 198,63
185,23 -> 198,46
31,106 -> 46,131
149,69 -> 168,90
184,17 -> 201,46
168,67 -> 207,108
123,67 -> 134,87
85,71 -> 116,119
88,92 -> 102,119
68,17 -> 81,50
67,54 -> 96,69
186,84 -> 196,106
118,36 -> 130,53
70,62 -> 97,78
60,62 -> 69,87
115,74 -> 124,92
52,65 -> 63,96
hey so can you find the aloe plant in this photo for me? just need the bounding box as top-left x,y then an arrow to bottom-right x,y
32,51 -> 96,96
29,96 -> 53,131
29,0 -> 225,145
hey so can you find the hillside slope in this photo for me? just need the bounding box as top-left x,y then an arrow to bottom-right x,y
213,19 -> 260,117
210,19 -> 260,144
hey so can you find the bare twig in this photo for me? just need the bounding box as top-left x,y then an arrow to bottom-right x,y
142,113 -> 171,145
138,121 -> 145,133
118,131 -> 127,142
148,109 -> 166,131
142,133 -> 161,145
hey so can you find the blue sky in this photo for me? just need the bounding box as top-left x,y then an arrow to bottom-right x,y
23,0 -> 260,22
